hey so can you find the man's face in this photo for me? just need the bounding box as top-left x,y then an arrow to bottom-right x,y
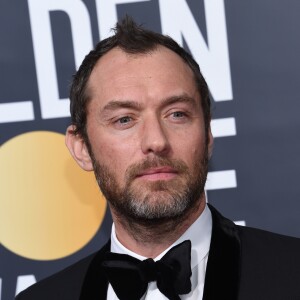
83,46 -> 212,222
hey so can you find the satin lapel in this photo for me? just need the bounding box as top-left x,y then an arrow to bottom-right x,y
79,241 -> 111,300
203,204 -> 241,300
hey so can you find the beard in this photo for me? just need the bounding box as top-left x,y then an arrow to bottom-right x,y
90,147 -> 209,226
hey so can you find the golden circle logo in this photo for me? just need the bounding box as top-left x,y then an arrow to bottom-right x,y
0,131 -> 106,260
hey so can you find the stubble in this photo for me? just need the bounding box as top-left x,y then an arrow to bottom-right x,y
91,149 -> 209,241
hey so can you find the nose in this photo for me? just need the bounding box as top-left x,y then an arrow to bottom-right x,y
141,115 -> 170,156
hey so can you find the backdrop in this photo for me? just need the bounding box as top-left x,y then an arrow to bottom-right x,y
1,1 -> 300,299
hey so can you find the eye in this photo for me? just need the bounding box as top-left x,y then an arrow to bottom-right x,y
112,115 -> 136,129
172,111 -> 185,118
118,116 -> 132,124
170,111 -> 188,120
166,110 -> 190,124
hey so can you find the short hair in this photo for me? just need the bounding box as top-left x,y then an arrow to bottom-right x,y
70,16 -> 211,142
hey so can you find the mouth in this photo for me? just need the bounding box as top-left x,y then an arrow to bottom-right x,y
135,167 -> 178,181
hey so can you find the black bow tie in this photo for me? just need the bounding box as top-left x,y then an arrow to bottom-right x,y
101,240 -> 192,300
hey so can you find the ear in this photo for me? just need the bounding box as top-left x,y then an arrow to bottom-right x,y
207,126 -> 214,159
65,125 -> 94,171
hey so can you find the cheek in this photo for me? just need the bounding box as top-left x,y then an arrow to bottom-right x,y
178,135 -> 206,168
95,142 -> 121,167
86,120 -> 134,177
92,137 -> 135,181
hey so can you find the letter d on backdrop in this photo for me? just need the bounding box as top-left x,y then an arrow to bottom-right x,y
27,0 -> 93,119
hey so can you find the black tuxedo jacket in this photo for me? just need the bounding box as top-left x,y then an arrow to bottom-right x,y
16,205 -> 300,300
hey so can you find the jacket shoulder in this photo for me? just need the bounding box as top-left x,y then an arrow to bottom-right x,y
237,226 -> 300,298
238,225 -> 300,254
15,253 -> 96,300
208,204 -> 300,298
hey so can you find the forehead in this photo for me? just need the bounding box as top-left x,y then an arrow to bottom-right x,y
87,46 -> 198,106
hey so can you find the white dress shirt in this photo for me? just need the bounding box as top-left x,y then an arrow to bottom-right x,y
107,205 -> 212,299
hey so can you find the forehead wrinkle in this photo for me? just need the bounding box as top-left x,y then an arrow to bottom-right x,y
102,100 -> 144,112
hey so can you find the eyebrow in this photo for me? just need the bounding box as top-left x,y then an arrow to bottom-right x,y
101,94 -> 198,113
102,100 -> 143,112
160,94 -> 198,108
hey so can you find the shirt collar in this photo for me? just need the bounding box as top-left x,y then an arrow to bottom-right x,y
111,204 -> 212,269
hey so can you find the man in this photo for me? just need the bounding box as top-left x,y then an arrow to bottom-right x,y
16,17 -> 300,300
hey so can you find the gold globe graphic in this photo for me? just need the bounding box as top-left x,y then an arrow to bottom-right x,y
0,131 -> 106,260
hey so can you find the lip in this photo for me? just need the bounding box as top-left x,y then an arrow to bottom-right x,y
136,167 -> 178,181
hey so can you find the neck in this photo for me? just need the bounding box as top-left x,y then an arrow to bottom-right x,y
111,195 -> 206,258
